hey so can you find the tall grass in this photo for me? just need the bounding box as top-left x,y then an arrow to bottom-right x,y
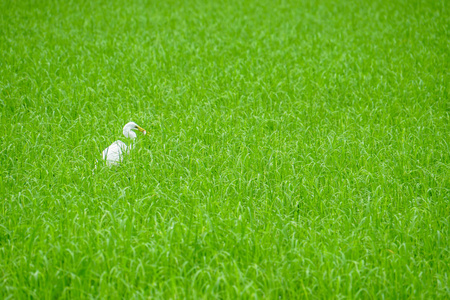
1,0 -> 449,298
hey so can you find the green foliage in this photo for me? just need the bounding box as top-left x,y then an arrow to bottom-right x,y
1,0 -> 449,298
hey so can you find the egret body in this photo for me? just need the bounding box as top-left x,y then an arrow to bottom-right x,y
102,122 -> 146,166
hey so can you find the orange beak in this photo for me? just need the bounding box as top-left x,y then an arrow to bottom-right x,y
137,126 -> 147,135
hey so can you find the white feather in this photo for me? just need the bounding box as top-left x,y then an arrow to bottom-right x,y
102,140 -> 129,166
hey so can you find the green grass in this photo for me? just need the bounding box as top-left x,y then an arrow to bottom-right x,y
1,0 -> 449,298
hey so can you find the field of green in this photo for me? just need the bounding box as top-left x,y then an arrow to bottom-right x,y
1,0 -> 449,298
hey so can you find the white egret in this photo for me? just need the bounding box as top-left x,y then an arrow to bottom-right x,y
102,121 -> 147,166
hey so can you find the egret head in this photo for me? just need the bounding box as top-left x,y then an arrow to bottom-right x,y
123,122 -> 147,139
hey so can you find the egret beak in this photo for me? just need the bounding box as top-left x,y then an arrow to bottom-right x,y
137,126 -> 147,135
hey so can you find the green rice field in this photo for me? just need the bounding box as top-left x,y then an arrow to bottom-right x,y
1,0 -> 449,298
